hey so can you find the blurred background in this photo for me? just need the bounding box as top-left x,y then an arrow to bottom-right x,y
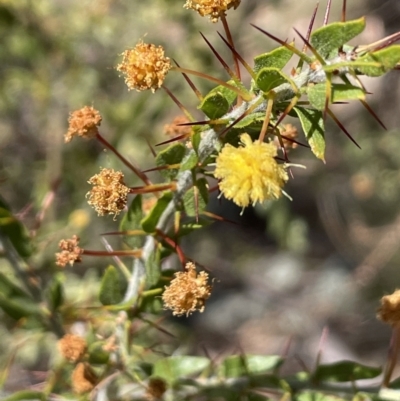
1,0 -> 400,386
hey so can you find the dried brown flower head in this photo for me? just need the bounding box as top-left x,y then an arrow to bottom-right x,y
87,168 -> 130,217
146,377 -> 167,400
378,289 -> 400,325
184,0 -> 241,23
117,41 -> 171,92
163,115 -> 192,138
58,334 -> 87,362
162,262 -> 212,316
56,235 -> 83,267
65,106 -> 102,143
71,362 -> 98,394
280,123 -> 298,149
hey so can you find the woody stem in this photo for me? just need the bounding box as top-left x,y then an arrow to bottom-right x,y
382,323 -> 400,387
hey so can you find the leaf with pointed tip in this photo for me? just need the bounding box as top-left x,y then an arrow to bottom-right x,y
310,17 -> 365,59
198,82 -> 237,119
99,265 -> 127,305
294,107 -> 325,161
141,192 -> 173,233
183,178 -> 209,217
356,45 -> 400,76
156,143 -> 186,180
255,67 -> 292,93
253,45 -> 294,74
120,195 -> 145,249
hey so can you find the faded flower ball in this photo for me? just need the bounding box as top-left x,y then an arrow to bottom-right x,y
162,262 -> 212,316
117,41 -> 171,92
71,362 -> 98,394
58,334 -> 87,362
87,168 -> 130,217
65,106 -> 102,143
214,133 -> 289,208
184,0 -> 241,23
56,235 -> 83,267
377,289 -> 400,325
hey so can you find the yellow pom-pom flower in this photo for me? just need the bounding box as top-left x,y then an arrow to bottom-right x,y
214,133 -> 289,208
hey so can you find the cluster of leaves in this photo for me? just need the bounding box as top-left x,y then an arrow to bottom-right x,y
2,1 -> 400,400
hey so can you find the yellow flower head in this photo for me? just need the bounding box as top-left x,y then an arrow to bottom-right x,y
184,0 -> 241,23
116,41 -> 171,92
87,168 -> 130,217
214,133 -> 289,208
162,262 -> 212,317
377,289 -> 400,326
65,106 -> 102,143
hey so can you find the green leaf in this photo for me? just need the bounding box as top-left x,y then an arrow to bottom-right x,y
2,390 -> 46,401
307,83 -> 365,110
198,83 -> 237,119
153,356 -> 210,385
0,294 -> 41,320
313,361 -> 382,383
232,112 -> 265,129
120,195 -> 145,249
255,67 -> 291,93
0,206 -> 32,258
46,275 -> 64,312
156,143 -> 186,180
183,178 -> 209,217
307,83 -> 327,110
141,192 -> 173,233
221,355 -> 283,378
191,130 -> 202,153
295,391 -> 346,401
293,107 -> 325,161
88,341 -> 110,364
253,45 -> 294,74
145,246 -> 161,289
99,265 -> 127,305
140,293 -> 163,314
0,272 -> 30,299
332,83 -> 365,103
180,151 -> 198,171
310,17 -> 365,58
357,45 -> 400,77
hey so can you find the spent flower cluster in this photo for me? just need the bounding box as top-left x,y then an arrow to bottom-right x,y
86,168 -> 130,217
